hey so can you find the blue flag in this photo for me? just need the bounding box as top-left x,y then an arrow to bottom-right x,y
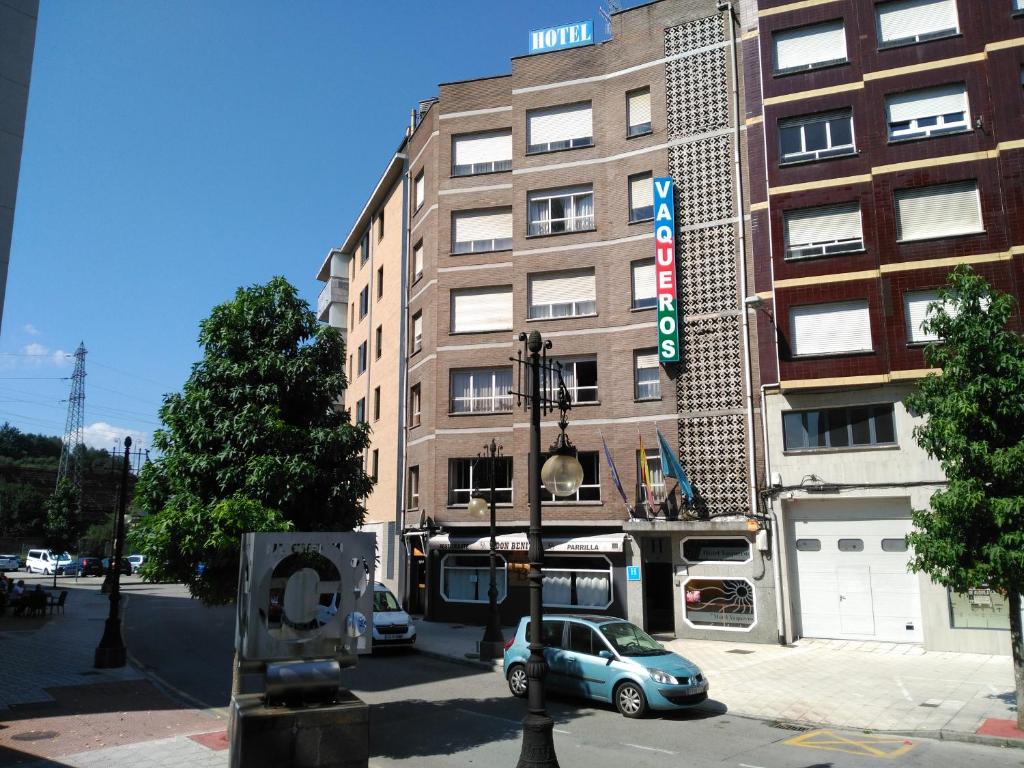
601,433 -> 633,514
656,428 -> 695,504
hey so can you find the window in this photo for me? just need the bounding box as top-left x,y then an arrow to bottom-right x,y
779,110 -> 855,164
886,83 -> 969,141
409,383 -> 421,427
448,456 -> 513,505
789,300 -> 872,356
895,181 -> 983,242
631,259 -> 656,310
882,538 -> 909,552
408,465 -> 420,508
626,88 -> 652,136
795,539 -> 821,551
904,289 -> 944,343
373,386 -> 381,421
634,351 -> 661,400
543,557 -> 612,609
876,0 -> 959,48
541,451 -> 600,502
528,269 -> 596,319
783,202 -> 864,259
782,404 -> 897,451
376,266 -> 384,299
550,357 -> 598,404
637,448 -> 666,504
371,449 -> 379,482
375,325 -> 382,359
684,578 -> 756,630
357,342 -> 367,374
442,554 -> 508,603
450,368 -> 513,414
451,286 -> 513,333
628,172 -> 654,222
376,210 -> 385,241
452,129 -> 513,176
527,186 -> 594,236
358,286 -> 369,319
355,397 -> 366,424
348,354 -> 353,380
526,102 -> 593,153
838,539 -> 864,552
567,623 -> 600,655
411,311 -> 423,353
412,241 -> 424,283
359,230 -> 370,265
772,20 -> 848,74
414,170 -> 425,210
452,208 -> 513,253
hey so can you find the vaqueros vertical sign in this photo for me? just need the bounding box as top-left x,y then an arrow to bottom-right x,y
654,177 -> 680,363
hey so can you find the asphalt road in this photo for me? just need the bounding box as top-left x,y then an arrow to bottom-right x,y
122,582 -> 1024,768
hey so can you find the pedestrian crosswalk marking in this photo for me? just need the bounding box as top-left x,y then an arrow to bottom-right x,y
784,729 -> 914,759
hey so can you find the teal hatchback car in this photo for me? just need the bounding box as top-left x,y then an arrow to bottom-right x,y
503,614 -> 708,718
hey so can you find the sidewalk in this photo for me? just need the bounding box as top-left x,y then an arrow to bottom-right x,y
412,617 -> 1021,745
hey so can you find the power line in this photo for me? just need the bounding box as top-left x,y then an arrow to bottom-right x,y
89,360 -> 174,388
0,376 -> 70,380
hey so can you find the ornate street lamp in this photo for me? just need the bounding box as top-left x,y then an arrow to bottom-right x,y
95,435 -> 131,668
511,330 -> 583,768
468,439 -> 505,661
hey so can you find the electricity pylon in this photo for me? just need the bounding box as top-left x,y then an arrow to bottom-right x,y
56,342 -> 87,495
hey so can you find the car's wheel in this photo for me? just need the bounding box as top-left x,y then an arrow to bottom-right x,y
614,681 -> 649,718
507,664 -> 528,698
44,568 -> 51,575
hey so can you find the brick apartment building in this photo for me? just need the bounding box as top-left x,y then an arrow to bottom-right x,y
745,0 -> 1024,653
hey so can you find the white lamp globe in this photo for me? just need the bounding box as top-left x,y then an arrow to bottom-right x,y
467,494 -> 489,518
541,452 -> 584,497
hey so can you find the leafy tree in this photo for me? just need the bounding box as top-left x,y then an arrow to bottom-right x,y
44,478 -> 81,586
0,480 -> 47,536
131,277 -> 373,604
906,265 -> 1024,728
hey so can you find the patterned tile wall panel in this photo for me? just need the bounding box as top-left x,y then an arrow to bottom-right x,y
677,414 -> 749,513
677,315 -> 744,413
679,223 -> 737,317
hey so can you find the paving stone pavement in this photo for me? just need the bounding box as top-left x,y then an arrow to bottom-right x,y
11,736 -> 228,768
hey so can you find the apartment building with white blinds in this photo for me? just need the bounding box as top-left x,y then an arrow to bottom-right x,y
749,0 -> 1024,654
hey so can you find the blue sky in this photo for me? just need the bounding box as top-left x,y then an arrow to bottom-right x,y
2,0 -> 625,451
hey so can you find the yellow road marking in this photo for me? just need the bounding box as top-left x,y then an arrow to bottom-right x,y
784,729 -> 915,759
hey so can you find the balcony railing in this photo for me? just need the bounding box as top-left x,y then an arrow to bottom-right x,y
317,277 -> 348,322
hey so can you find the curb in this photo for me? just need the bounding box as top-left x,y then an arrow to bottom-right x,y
414,646 -> 504,673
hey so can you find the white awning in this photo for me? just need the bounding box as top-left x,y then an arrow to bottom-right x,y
427,533 -> 626,554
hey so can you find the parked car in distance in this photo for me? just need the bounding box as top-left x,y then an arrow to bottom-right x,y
73,556 -> 105,577
101,557 -> 132,576
25,549 -> 72,575
504,614 -> 708,718
317,582 -> 416,648
0,553 -> 20,571
127,554 -> 147,573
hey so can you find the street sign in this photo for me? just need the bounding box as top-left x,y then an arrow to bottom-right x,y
626,565 -> 641,582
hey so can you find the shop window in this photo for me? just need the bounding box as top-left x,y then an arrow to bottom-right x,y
542,556 -> 612,609
684,578 -> 756,630
948,586 -> 1013,630
441,553 -> 508,603
681,537 -> 752,564
838,538 -> 864,552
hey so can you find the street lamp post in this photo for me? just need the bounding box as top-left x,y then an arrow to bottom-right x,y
469,439 -> 504,661
512,330 -> 583,768
95,435 -> 131,669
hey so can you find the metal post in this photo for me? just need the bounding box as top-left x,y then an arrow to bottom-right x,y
517,330 -> 559,768
95,435 -> 130,668
479,439 -> 504,660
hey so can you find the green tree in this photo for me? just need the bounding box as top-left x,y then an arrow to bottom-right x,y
44,478 -> 81,586
906,265 -> 1024,727
130,277 -> 373,604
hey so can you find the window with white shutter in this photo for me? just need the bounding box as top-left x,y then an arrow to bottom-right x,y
790,300 -> 873,356
528,270 -> 597,319
452,208 -> 513,254
876,0 -> 959,48
629,173 -> 654,222
779,111 -> 855,163
627,88 -> 652,136
904,290 -> 942,343
631,259 -> 656,310
634,350 -> 661,400
412,241 -> 423,282
414,171 -> 425,209
451,286 -> 513,333
527,102 -> 593,153
894,181 -> 983,242
886,83 -> 969,141
773,20 -> 848,74
783,202 -> 864,259
451,129 -> 513,176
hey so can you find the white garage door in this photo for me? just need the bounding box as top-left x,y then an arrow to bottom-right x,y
789,499 -> 922,643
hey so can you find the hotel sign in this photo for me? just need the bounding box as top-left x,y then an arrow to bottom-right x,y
654,177 -> 680,363
529,20 -> 594,55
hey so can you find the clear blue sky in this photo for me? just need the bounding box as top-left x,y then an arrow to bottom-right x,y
2,0 -> 627,451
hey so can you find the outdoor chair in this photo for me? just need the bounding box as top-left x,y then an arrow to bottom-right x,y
48,590 -> 68,616
26,590 -> 47,617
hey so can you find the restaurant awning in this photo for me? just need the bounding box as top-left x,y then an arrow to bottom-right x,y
426,532 -> 627,554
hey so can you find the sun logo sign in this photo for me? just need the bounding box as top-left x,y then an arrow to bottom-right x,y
653,177 -> 680,363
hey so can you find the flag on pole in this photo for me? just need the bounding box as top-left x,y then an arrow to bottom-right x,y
656,427 -> 695,504
638,429 -> 657,515
601,433 -> 633,515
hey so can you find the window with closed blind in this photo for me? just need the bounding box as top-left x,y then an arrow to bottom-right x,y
783,202 -> 864,259
451,286 -> 513,333
772,20 -> 848,74
783,405 -> 896,451
452,208 -> 513,254
451,129 -> 513,176
904,289 -> 943,343
876,0 -> 959,48
886,83 -> 969,141
412,241 -> 423,283
527,186 -> 594,235
627,88 -> 652,136
528,269 -> 597,319
634,350 -> 661,400
631,259 -> 656,310
894,181 -> 982,242
628,172 -> 654,222
527,102 -> 593,154
414,171 -> 425,210
789,300 -> 873,356
779,111 -> 855,164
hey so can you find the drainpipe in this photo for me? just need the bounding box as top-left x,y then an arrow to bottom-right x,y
762,383 -> 787,645
395,153 -> 411,605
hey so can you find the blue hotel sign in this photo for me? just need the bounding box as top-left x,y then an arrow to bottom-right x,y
529,20 -> 594,55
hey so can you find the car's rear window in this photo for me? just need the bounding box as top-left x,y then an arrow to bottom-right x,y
525,620 -> 565,648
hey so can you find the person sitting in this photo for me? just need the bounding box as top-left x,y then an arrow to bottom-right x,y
11,580 -> 26,616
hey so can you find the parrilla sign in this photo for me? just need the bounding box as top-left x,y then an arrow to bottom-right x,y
654,177 -> 680,363
528,20 -> 594,55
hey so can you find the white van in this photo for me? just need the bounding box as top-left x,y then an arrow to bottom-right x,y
317,582 -> 416,648
25,549 -> 68,574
